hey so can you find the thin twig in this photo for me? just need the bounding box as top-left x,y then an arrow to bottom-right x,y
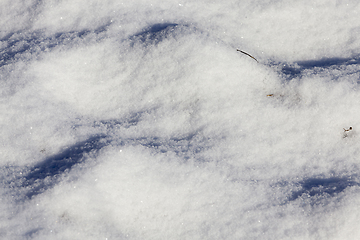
236,49 -> 258,62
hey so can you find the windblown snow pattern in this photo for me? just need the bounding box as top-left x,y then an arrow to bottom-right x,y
1,1 -> 360,239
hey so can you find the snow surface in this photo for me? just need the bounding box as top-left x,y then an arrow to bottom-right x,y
1,0 -> 360,239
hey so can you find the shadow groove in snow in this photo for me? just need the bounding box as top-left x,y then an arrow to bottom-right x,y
289,176 -> 360,202
21,131 -> 208,199
0,22 -> 111,67
21,133 -> 207,199
21,110 -> 208,199
128,23 -> 202,47
130,23 -> 179,45
23,135 -> 110,199
297,56 -> 360,68
273,55 -> 360,81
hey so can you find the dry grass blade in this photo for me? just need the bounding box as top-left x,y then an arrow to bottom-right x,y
236,49 -> 258,62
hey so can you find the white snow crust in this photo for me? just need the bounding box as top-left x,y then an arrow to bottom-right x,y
1,1 -> 360,239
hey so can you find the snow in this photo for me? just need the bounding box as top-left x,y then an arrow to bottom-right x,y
1,0 -> 360,239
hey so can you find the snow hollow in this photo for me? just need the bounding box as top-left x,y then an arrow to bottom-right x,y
1,1 -> 360,239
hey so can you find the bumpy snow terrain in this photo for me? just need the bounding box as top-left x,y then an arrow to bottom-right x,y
1,1 -> 360,239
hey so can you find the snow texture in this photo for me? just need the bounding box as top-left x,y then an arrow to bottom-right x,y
1,0 -> 360,239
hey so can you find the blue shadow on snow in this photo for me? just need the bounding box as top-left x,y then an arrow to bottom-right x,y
289,176 -> 360,201
23,135 -> 109,199
0,22 -> 111,67
278,55 -> 360,81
